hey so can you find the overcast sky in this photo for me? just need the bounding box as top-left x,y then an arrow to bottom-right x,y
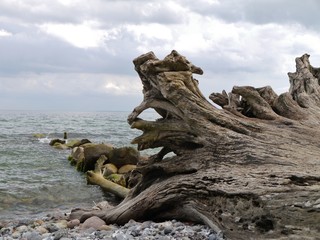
1,0 -> 320,111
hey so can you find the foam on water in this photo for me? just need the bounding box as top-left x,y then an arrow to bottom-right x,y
38,137 -> 51,144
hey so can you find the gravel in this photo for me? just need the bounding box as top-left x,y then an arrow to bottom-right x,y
0,209 -> 224,240
0,219 -> 224,240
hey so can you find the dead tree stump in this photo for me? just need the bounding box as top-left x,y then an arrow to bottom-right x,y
75,51 -> 320,240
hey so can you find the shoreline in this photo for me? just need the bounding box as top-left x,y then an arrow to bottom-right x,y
0,203 -> 222,240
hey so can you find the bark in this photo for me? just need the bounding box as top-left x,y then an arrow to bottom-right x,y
74,51 -> 320,240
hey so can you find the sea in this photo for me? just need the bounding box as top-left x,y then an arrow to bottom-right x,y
0,110 -> 157,221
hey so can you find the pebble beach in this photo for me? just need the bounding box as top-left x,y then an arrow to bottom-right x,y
0,206 -> 223,240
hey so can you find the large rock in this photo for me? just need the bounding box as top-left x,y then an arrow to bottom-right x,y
70,147 -> 85,167
82,144 -> 114,172
108,147 -> 140,168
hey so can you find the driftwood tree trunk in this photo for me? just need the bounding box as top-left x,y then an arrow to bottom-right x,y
76,51 -> 320,239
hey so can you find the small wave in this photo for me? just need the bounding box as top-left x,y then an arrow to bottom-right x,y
38,137 -> 51,144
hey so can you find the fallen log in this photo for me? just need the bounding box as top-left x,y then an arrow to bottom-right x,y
86,155 -> 129,199
75,51 -> 320,239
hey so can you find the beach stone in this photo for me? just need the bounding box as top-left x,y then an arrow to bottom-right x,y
11,230 -> 21,239
71,146 -> 84,165
113,233 -> 130,240
209,233 -> 219,240
53,143 -> 69,150
17,219 -> 33,227
82,216 -> 106,230
98,224 -> 114,231
16,225 -> 28,233
180,237 -> 191,240
163,226 -> 173,235
126,223 -> 141,237
0,227 -> 13,235
35,226 -> 48,235
103,163 -> 118,177
70,139 -> 91,148
33,220 -> 44,226
68,208 -> 93,221
44,223 -> 59,233
96,229 -> 114,238
141,221 -> 152,230
108,146 -> 140,168
158,237 -> 171,240
64,139 -> 80,148
21,231 -> 42,240
158,221 -> 173,231
192,225 -> 204,232
49,139 -> 66,146
82,144 -> 113,172
124,219 -> 137,227
55,220 -> 68,229
118,164 -> 136,174
46,211 -> 66,220
53,229 -> 68,240
66,219 -> 80,229
141,227 -> 158,237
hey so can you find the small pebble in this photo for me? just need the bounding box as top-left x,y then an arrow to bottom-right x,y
98,224 -> 114,231
0,212 -> 223,240
82,216 -> 106,230
66,219 -> 80,229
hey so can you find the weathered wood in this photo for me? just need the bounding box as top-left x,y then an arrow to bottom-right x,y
75,51 -> 320,240
86,155 -> 129,199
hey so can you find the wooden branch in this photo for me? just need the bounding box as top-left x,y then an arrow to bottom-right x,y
232,86 -> 279,120
86,155 -> 129,199
209,90 -> 228,107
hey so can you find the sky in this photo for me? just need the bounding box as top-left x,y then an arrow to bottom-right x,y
1,0 -> 320,111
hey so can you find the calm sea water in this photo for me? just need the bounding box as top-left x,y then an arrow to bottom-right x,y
0,110 -> 156,220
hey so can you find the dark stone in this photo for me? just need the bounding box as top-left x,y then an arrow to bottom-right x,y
108,147 -> 140,168
72,139 -> 92,148
82,144 -> 113,172
49,139 -> 65,146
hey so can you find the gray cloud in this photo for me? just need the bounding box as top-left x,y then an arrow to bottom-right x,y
1,0 -> 320,111
181,0 -> 320,30
0,0 -> 182,26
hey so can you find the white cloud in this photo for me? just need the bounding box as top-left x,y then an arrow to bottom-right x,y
39,21 -> 107,48
103,79 -> 141,95
0,29 -> 12,37
56,0 -> 81,6
127,23 -> 172,42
